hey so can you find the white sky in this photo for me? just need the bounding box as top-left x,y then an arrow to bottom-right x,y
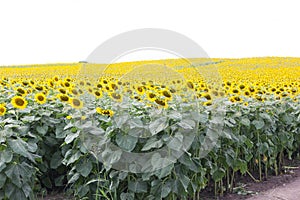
0,0 -> 299,65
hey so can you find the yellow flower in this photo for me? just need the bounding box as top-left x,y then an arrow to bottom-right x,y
96,107 -> 114,117
11,96 -> 28,109
35,93 -> 47,104
96,107 -> 103,114
102,109 -> 114,117
69,98 -> 83,109
0,104 -> 6,116
66,115 -> 72,120
109,92 -> 123,102
57,94 -> 70,102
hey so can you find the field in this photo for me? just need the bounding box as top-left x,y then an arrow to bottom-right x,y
0,57 -> 300,199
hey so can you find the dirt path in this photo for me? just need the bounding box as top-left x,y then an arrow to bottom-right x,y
247,177 -> 300,200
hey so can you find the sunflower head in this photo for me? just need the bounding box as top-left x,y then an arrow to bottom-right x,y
57,94 -> 70,102
0,104 -> 6,116
69,98 -> 83,109
35,93 -> 47,104
11,96 -> 28,109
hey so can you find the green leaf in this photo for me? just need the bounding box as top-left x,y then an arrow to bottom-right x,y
149,117 -> 168,135
54,175 -> 65,187
10,187 -> 26,200
161,182 -> 171,198
116,134 -> 137,152
5,183 -> 16,198
5,164 -> 22,188
102,149 -> 122,168
0,150 -> 13,163
167,132 -> 183,150
128,180 -> 148,193
8,138 -> 36,163
114,114 -> 129,128
252,120 -> 265,130
212,168 -> 226,182
240,117 -> 250,127
76,159 -> 93,177
120,192 -> 135,200
141,137 -> 163,151
36,125 -> 48,135
22,182 -> 32,198
155,164 -> 174,179
68,172 -> 80,184
66,151 -> 81,166
65,132 -> 79,144
0,173 -> 6,188
50,151 -> 63,169
177,119 -> 195,129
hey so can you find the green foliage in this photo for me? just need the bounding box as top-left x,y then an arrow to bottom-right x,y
0,97 -> 300,199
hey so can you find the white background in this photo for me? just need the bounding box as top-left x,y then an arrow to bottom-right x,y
0,0 -> 299,65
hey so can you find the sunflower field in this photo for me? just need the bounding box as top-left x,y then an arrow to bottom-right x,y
0,57 -> 300,199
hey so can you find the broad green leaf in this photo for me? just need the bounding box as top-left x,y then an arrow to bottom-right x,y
212,168 -> 226,182
0,173 -> 6,188
66,151 -> 81,166
161,182 -> 171,198
240,117 -> 250,127
5,164 -> 22,188
252,120 -> 265,130
50,151 -> 63,169
8,138 -> 36,163
128,180 -> 148,193
36,125 -> 48,135
149,117 -> 168,135
116,134 -> 137,152
68,172 -> 80,184
177,119 -> 195,129
102,149 -> 122,168
167,132 -> 183,150
76,159 -> 93,177
142,138 -> 163,151
120,192 -> 135,200
65,131 -> 79,144
0,150 -> 13,163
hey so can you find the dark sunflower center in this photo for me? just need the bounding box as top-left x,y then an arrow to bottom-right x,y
17,88 -> 25,94
15,98 -> 25,106
149,93 -> 156,99
60,95 -> 69,101
73,99 -> 81,107
112,93 -> 121,100
0,107 -> 5,113
162,91 -> 171,98
38,96 -> 44,101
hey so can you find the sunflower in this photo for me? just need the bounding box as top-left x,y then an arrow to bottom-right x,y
57,94 -> 70,102
186,80 -> 194,89
102,109 -> 114,117
69,98 -> 83,109
203,101 -> 212,106
96,107 -> 103,114
11,96 -> 28,109
136,86 -> 145,95
58,88 -> 67,94
146,92 -> 156,102
35,93 -> 47,104
109,92 -> 122,102
154,98 -> 168,108
0,104 -> 6,116
94,90 -> 102,98
15,87 -> 27,97
161,89 -> 172,100
96,107 -> 114,117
